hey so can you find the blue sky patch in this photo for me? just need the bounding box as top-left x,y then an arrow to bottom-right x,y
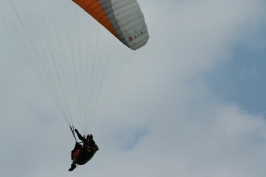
204,44 -> 266,115
115,126 -> 149,151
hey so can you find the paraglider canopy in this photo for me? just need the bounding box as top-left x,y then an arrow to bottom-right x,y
72,0 -> 149,50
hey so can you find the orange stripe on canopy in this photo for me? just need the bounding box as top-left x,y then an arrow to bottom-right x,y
72,0 -> 119,38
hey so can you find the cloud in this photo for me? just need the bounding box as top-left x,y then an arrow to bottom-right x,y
1,0 -> 266,177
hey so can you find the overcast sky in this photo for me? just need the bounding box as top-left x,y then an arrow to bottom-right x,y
1,0 -> 266,177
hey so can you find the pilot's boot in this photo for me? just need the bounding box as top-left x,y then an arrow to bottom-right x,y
68,162 -> 76,171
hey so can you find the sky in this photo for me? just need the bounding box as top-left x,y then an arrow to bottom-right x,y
1,0 -> 266,177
